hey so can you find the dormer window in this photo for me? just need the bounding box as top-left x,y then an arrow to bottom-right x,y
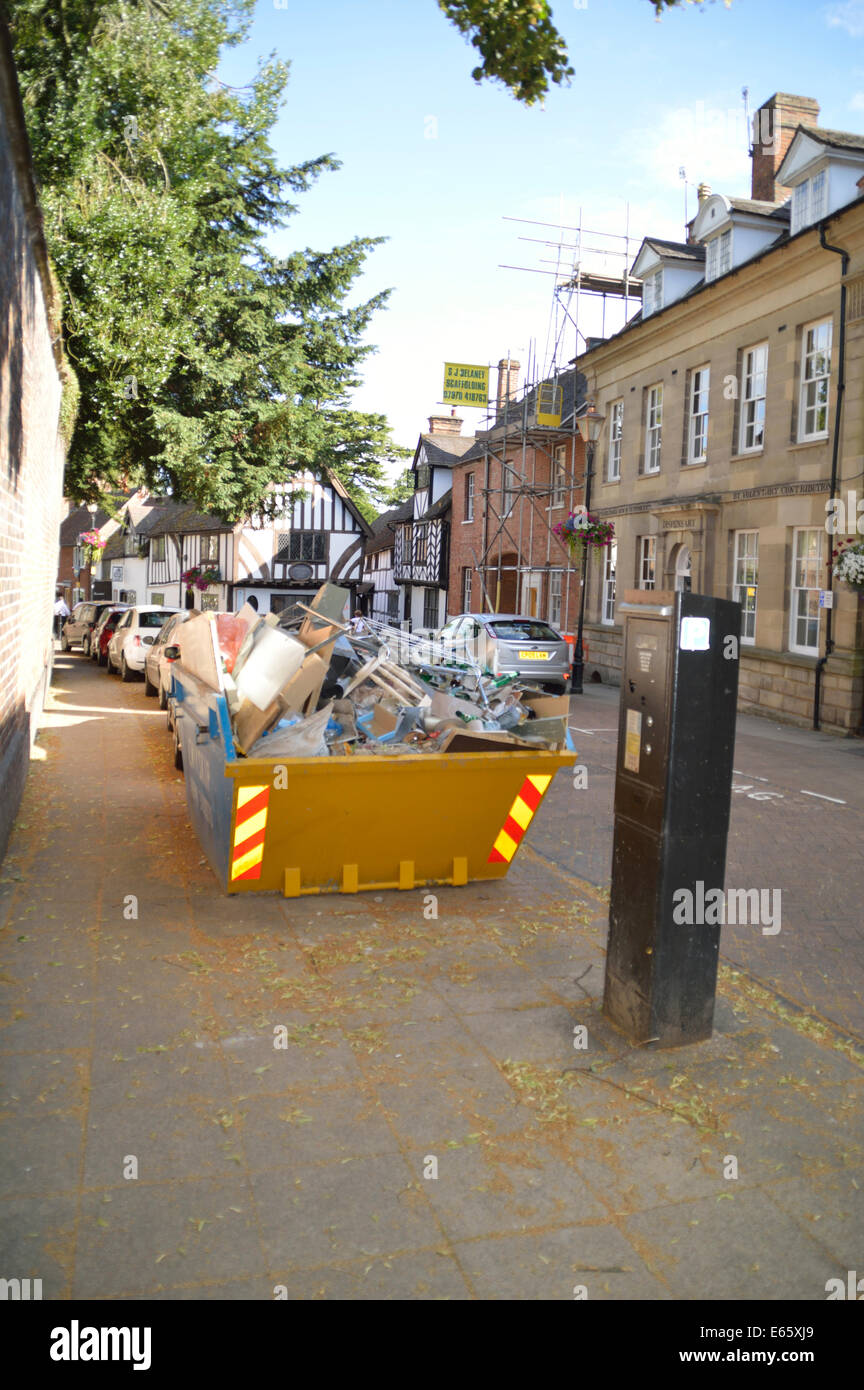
791,169 -> 828,234
643,269 -> 663,316
705,229 -> 732,283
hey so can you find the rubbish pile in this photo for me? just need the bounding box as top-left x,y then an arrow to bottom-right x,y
174,584 -> 573,758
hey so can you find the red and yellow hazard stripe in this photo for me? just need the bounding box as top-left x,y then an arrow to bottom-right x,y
487,773 -> 552,864
231,784 -> 270,881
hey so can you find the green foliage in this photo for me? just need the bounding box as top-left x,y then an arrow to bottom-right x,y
439,0 -> 573,105
7,0 -> 401,518
649,0 -> 731,12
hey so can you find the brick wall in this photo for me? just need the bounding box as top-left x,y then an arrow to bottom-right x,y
449,436 -> 586,632
0,23 -> 67,862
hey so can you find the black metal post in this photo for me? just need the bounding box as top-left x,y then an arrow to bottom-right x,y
571,439 -> 594,696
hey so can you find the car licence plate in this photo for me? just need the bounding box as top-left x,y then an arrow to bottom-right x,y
518,650 -> 551,660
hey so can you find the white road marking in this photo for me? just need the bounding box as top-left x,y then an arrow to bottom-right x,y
569,727 -> 616,734
800,789 -> 847,805
733,770 -> 770,781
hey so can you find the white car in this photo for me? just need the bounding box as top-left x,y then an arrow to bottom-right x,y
107,606 -> 182,681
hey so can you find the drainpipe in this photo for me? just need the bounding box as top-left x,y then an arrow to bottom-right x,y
814,225 -> 849,731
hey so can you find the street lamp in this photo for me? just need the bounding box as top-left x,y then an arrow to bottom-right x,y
572,405 -> 606,696
86,502 -> 98,599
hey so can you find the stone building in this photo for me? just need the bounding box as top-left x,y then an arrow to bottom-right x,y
577,92 -> 864,733
0,19 -> 68,859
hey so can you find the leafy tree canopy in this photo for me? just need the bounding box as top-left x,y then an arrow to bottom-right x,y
440,1 -> 729,104
8,0 -> 403,520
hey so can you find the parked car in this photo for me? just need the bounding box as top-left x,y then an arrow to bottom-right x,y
90,605 -> 130,666
436,612 -> 572,693
59,600 -> 117,656
106,606 -> 182,681
143,611 -> 191,707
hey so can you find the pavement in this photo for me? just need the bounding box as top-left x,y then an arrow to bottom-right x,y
0,652 -> 862,1301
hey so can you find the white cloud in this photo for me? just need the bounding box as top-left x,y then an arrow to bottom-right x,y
850,91 -> 864,110
826,1 -> 864,38
633,101 -> 752,195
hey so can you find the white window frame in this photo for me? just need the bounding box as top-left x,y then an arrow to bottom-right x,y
151,536 -> 167,562
464,472 -> 475,522
733,530 -> 759,645
789,528 -> 823,655
607,400 -> 623,481
792,179 -> 808,234
638,536 -> 656,591
687,366 -> 710,464
602,541 -> 617,624
810,168 -> 827,222
644,385 -> 662,473
705,237 -> 718,283
462,566 -> 472,611
739,344 -> 768,453
550,445 -> 567,508
547,569 -> 563,628
798,319 -> 832,441
643,268 -> 663,316
718,228 -> 732,276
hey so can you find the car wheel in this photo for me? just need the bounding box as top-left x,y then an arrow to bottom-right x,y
158,684 -> 168,710
81,634 -> 90,657
107,652 -> 117,674
144,669 -> 157,697
173,725 -> 183,771
120,654 -> 134,682
59,632 -> 69,652
98,648 -> 107,667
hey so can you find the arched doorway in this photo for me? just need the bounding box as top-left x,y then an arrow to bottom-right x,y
674,544 -> 692,592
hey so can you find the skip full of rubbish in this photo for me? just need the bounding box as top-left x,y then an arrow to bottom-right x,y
172,584 -> 575,759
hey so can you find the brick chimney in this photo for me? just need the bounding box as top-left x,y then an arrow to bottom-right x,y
751,93 -> 820,203
496,358 -> 520,412
427,415 -> 464,435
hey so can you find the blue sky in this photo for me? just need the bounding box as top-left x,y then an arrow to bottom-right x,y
218,0 -> 864,455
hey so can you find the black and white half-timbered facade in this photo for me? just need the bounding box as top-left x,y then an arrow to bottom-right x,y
393,417 -> 474,632
232,472 -> 372,615
361,499 -> 413,623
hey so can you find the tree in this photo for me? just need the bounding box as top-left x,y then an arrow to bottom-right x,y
438,1 -> 573,105
7,0 -> 402,519
438,2 -> 730,105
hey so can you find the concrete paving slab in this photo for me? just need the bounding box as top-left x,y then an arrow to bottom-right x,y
622,1188 -> 842,1300
454,1223 -> 670,1300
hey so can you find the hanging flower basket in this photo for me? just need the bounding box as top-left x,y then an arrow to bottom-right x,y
79,529 -> 103,566
832,538 -> 864,594
182,564 -> 221,592
553,510 -> 615,561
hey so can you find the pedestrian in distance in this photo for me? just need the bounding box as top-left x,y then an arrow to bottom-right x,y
349,609 -> 371,635
54,593 -> 70,639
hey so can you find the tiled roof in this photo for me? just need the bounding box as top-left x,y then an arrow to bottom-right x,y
364,499 -> 414,555
144,503 -> 231,538
417,433 -> 476,468
59,506 -> 112,546
645,237 -> 705,262
803,125 -> 864,153
728,197 -> 790,220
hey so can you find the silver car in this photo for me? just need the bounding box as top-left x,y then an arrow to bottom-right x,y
436,612 -> 572,693
143,611 -> 191,707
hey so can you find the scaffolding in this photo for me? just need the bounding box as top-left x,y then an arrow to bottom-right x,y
469,212 -> 642,635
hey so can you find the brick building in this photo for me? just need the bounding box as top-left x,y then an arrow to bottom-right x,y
448,360 -> 589,636
0,18 -> 69,859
